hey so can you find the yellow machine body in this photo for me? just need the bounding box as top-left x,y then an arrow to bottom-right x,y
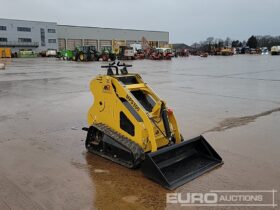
87,73 -> 181,152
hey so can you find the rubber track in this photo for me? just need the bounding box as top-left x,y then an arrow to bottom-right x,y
93,123 -> 145,168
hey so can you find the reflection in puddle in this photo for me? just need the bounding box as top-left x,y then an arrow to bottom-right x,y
85,153 -> 168,210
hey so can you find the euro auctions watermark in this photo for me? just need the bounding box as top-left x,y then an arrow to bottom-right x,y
166,189 -> 277,207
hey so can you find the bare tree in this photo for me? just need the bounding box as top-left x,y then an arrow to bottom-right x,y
206,37 -> 214,45
224,37 -> 231,47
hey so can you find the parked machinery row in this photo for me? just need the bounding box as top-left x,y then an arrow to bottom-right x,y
57,46 -> 178,62
56,37 -> 179,62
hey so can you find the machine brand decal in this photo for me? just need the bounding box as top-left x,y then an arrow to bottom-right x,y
126,94 -> 140,111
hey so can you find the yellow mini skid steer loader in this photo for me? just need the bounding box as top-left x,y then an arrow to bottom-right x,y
83,62 -> 223,190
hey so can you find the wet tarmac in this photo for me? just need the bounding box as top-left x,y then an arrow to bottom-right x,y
0,56 -> 279,209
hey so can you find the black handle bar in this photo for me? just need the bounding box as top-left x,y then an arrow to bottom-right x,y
117,61 -> 132,67
101,65 -> 119,75
101,65 -> 118,69
101,61 -> 132,75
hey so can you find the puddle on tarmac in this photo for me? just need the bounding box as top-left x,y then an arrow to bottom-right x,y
85,153 -> 168,210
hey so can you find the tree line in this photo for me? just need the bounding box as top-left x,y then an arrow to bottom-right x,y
191,35 -> 280,51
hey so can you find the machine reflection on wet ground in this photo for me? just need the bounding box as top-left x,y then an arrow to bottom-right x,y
84,153 -> 168,210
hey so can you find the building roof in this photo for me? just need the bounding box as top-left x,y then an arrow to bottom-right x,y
58,24 -> 168,33
0,18 -> 56,24
172,43 -> 193,50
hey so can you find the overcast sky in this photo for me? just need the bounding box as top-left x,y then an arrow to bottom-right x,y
1,0 -> 280,44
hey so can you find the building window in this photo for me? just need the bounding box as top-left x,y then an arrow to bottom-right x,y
0,37 -> 7,42
48,39 -> 56,43
0,26 -> 7,31
47,29 -> 56,33
17,27 -> 31,32
18,38 -> 32,43
40,28 -> 45,46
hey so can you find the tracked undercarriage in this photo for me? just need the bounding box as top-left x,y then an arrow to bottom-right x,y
84,123 -> 144,168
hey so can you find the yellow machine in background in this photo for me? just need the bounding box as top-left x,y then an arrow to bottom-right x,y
213,47 -> 234,56
159,43 -> 173,49
220,47 -> 234,56
0,48 -> 11,58
112,40 -> 134,59
83,62 -> 223,189
112,40 -> 126,55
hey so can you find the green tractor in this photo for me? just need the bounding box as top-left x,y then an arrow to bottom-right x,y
18,49 -> 38,58
99,46 -> 116,61
73,46 -> 99,62
57,50 -> 74,60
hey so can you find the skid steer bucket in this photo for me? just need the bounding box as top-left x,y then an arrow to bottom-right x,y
141,135 -> 223,190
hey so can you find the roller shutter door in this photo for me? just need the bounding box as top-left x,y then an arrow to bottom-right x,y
126,40 -> 138,46
58,39 -> 66,51
99,40 -> 112,51
100,40 -> 112,47
84,39 -> 98,48
67,39 -> 82,50
159,41 -> 169,48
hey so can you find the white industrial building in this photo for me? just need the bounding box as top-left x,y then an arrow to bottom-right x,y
0,18 -> 58,53
0,18 -> 169,53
